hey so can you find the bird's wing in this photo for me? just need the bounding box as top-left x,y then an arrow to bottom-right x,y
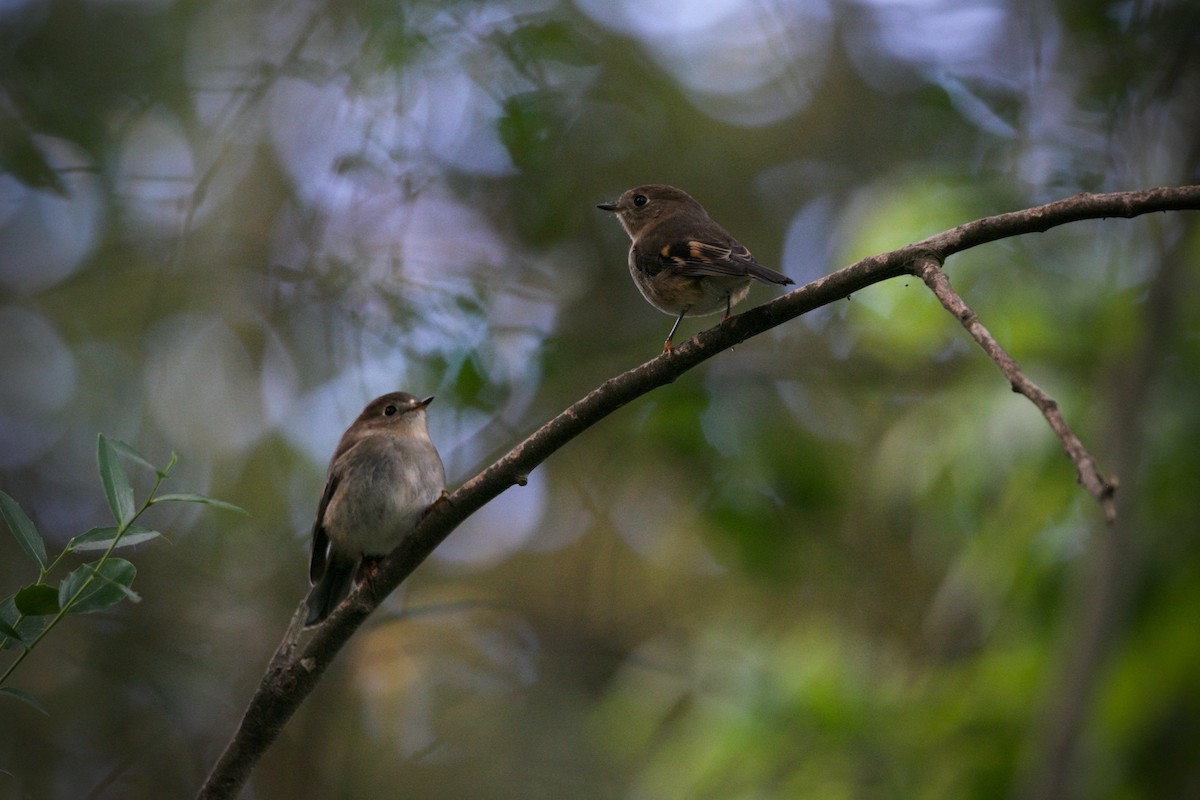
639,239 -> 793,285
308,427 -> 375,583
308,468 -> 342,583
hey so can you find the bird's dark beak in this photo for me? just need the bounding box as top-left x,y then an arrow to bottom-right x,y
419,395 -> 435,408
596,201 -> 617,212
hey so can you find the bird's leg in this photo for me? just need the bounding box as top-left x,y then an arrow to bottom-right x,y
356,554 -> 384,589
719,293 -> 739,353
426,490 -> 452,513
664,308 -> 688,352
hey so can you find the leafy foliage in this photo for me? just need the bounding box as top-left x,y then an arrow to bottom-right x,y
0,436 -> 243,713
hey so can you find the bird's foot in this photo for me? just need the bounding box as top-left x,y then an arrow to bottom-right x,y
424,491 -> 452,518
356,555 -> 384,590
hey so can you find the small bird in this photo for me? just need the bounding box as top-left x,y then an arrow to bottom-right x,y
305,392 -> 446,627
598,184 -> 794,351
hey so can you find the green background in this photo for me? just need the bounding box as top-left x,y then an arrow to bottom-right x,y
1,0 -> 1198,797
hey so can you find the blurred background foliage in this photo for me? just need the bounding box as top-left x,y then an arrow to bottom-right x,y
1,0 -> 1198,797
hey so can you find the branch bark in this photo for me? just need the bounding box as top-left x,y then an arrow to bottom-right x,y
198,185 -> 1200,799
912,256 -> 1117,522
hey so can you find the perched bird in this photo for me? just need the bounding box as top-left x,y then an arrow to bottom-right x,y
305,392 -> 446,627
598,184 -> 794,351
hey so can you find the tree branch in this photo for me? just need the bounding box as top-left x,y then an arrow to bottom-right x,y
912,255 -> 1117,522
198,185 -> 1200,799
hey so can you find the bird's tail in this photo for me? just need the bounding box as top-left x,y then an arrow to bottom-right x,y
746,261 -> 794,286
305,557 -> 355,627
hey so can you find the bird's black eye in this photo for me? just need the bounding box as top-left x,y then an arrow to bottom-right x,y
632,194 -> 648,207
384,405 -> 398,416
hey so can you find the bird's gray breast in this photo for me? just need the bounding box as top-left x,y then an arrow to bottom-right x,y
324,435 -> 446,556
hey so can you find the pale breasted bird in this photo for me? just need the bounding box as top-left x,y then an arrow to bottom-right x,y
305,392 -> 446,627
598,184 -> 794,351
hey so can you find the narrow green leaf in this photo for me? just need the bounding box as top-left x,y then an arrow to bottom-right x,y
14,584 -> 59,616
161,450 -> 179,477
68,525 -> 162,552
0,686 -> 49,715
108,438 -> 158,474
0,616 -> 24,643
0,597 -> 45,650
58,566 -> 88,611
97,435 -> 136,525
151,493 -> 247,515
59,559 -> 139,613
0,490 -> 46,567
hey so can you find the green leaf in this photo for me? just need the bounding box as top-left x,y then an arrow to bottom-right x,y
0,686 -> 49,715
497,91 -> 567,172
59,559 -> 139,613
68,525 -> 161,552
454,356 -> 486,405
0,596 -> 45,649
97,434 -> 136,525
14,584 -> 59,616
504,20 -> 596,68
0,490 -> 46,567
151,493 -> 247,515
162,450 -> 179,477
107,438 -> 158,475
0,616 -> 25,644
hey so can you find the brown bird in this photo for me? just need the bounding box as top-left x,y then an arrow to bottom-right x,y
305,392 -> 445,626
598,184 -> 793,351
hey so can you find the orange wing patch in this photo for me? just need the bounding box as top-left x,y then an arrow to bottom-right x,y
686,240 -> 744,262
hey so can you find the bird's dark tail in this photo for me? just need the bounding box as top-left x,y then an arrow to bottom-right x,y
746,261 -> 794,286
305,557 -> 355,627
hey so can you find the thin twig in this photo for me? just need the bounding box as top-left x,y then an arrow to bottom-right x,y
198,185 -> 1200,799
912,255 -> 1117,523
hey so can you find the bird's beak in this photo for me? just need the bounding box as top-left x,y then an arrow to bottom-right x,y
419,395 -> 435,408
596,201 -> 617,212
